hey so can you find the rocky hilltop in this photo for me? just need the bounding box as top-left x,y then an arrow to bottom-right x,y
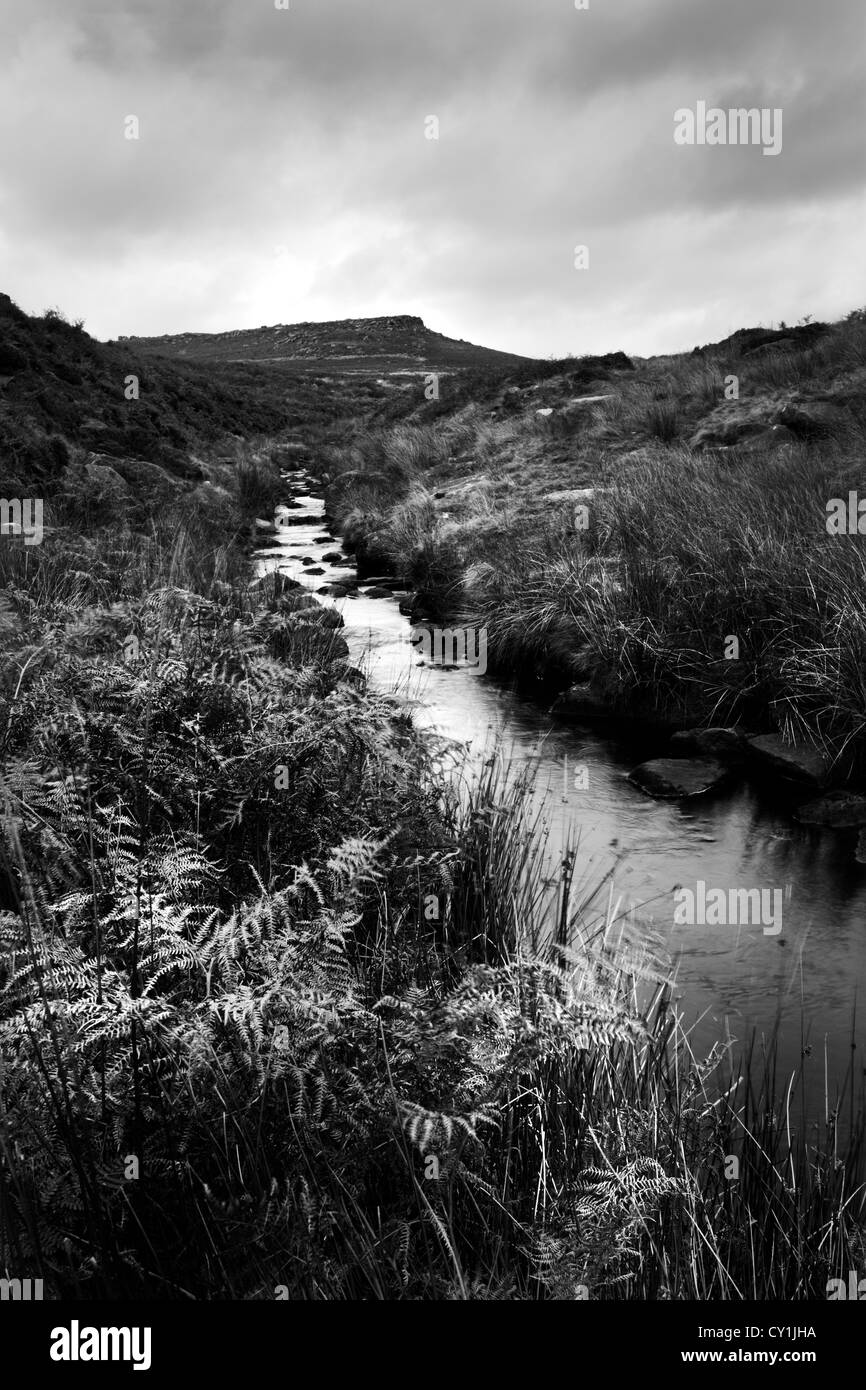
118,313 -> 533,374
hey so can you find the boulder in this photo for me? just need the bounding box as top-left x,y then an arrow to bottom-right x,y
82,460 -> 132,506
629,758 -> 732,800
270,513 -> 321,526
794,791 -> 866,828
88,453 -> 183,501
321,551 -> 345,563
362,586 -> 393,599
745,733 -> 830,786
280,591 -> 318,612
299,605 -> 344,629
305,566 -> 325,575
777,399 -> 849,438
737,424 -> 798,452
318,584 -> 349,597
689,415 -> 768,450
261,573 -> 303,596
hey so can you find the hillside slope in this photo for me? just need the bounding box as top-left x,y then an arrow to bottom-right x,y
0,293 -> 377,492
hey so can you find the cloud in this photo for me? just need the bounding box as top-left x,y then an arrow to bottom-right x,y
0,0 -> 863,355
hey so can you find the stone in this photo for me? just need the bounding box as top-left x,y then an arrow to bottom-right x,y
362,586 -> 393,599
745,733 -> 830,786
777,399 -> 849,438
263,573 -> 303,595
737,424 -> 798,452
689,416 -> 767,451
301,606 -> 343,629
82,460 -> 131,505
794,791 -> 866,828
629,758 -> 732,799
89,453 -> 183,499
321,551 -> 345,563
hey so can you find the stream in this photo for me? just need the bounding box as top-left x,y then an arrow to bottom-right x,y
256,468 -> 866,1126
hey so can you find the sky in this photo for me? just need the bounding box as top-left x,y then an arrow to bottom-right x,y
0,0 -> 864,358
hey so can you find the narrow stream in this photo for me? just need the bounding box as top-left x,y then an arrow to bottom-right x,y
257,468 -> 866,1123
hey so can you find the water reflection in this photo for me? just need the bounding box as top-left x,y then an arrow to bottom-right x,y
257,476 -> 866,1117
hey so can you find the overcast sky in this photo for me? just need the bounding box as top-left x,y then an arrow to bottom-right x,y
1,0 -> 864,357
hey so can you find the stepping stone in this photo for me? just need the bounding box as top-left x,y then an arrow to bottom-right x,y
629,758 -> 732,800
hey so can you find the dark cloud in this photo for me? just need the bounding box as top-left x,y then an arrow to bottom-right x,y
0,0 -> 863,355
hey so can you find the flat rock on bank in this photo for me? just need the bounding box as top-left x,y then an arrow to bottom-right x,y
746,733 -> 830,786
629,758 -> 730,799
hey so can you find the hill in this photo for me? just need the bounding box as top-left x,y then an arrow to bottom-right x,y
118,313 -> 534,375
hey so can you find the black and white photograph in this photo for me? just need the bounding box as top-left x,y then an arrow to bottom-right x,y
1,0 -> 865,1363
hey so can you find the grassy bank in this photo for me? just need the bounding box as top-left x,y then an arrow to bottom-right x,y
324,311 -> 866,777
2,432 -> 865,1299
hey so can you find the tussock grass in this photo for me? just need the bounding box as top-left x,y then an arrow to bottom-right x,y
324,312 -> 866,770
